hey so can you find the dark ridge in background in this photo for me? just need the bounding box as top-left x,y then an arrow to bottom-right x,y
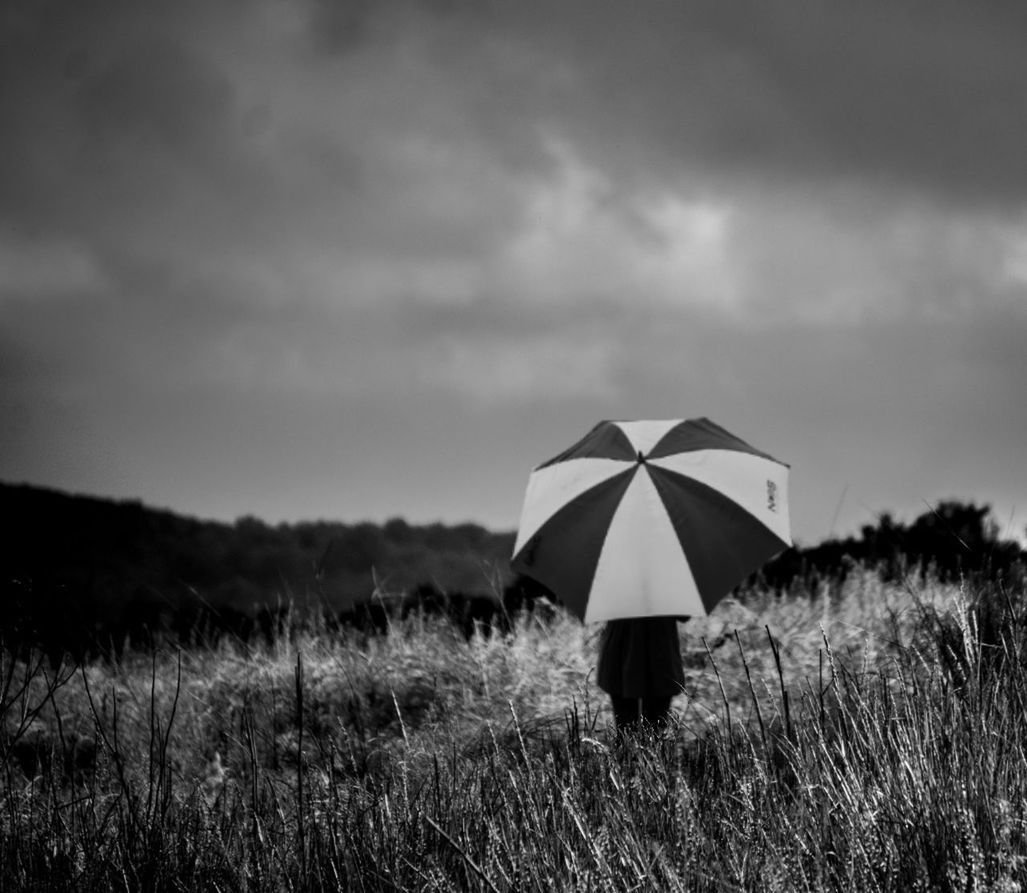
2,482 -> 1023,660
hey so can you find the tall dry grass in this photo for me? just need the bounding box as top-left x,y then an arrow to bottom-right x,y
3,565 -> 1026,890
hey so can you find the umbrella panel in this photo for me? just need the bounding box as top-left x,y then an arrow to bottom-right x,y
512,467 -> 635,621
584,466 -> 707,622
647,464 -> 789,612
647,416 -> 782,462
537,421 -> 635,468
648,449 -> 791,545
512,458 -> 631,557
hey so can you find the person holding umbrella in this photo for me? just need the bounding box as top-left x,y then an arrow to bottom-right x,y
597,615 -> 686,733
510,417 -> 792,736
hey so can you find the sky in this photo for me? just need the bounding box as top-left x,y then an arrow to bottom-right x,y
2,0 -> 1027,547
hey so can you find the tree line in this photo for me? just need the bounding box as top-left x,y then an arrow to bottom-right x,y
1,483 -> 516,659
2,483 -> 1023,659
760,499 -> 1024,590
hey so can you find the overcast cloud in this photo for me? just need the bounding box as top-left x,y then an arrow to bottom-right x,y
2,0 -> 1026,545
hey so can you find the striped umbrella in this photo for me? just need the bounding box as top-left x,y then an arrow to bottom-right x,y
510,418 -> 792,623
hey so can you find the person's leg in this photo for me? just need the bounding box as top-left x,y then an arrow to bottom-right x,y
610,695 -> 641,732
640,696 -> 672,730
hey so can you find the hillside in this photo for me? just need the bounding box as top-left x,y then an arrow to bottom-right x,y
3,482 -> 1022,660
1,482 -> 515,656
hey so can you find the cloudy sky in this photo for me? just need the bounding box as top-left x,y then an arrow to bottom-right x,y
3,0 -> 1026,546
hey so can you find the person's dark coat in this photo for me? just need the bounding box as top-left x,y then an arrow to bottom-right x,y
596,616 -> 685,699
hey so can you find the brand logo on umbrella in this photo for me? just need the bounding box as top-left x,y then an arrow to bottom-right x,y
767,480 -> 778,512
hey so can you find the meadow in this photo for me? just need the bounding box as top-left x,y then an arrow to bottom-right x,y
3,565 -> 1027,891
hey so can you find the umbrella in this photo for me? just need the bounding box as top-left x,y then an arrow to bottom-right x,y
510,417 -> 791,623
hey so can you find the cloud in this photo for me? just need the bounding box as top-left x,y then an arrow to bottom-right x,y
487,139 -> 737,312
303,0 -> 1027,206
3,0 -> 1027,539
719,192 -> 1027,325
480,1 -> 1027,208
428,332 -> 623,404
0,235 -> 107,300
6,0 -> 1025,326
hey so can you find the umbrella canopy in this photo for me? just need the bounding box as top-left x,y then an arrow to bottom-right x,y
510,418 -> 792,623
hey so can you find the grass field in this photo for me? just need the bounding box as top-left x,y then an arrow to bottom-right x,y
3,565 -> 1027,891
